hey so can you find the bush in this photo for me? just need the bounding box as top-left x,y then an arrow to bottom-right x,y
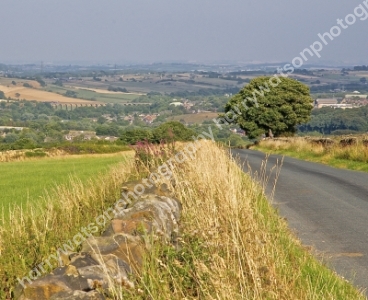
152,121 -> 195,143
120,129 -> 154,145
107,86 -> 128,93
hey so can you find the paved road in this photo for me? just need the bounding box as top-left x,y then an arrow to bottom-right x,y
231,149 -> 368,293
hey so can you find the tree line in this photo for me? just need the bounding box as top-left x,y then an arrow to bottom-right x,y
299,106 -> 368,135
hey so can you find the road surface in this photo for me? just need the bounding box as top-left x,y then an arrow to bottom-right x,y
231,149 -> 368,293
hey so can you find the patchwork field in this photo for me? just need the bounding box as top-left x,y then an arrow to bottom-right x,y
0,152 -> 132,211
0,83 -> 98,104
72,86 -> 145,95
44,85 -> 139,104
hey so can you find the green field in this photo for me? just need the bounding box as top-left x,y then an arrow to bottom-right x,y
0,153 -> 131,209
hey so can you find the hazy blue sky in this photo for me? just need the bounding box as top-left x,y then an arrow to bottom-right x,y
1,0 -> 367,64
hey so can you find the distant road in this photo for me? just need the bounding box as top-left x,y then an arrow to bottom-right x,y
231,149 -> 368,293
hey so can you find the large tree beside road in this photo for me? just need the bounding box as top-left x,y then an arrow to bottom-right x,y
225,76 -> 313,138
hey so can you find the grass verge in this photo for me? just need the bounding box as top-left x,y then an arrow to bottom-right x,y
119,141 -> 366,299
253,138 -> 368,173
5,141 -> 366,299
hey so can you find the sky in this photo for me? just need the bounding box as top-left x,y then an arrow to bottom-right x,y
0,0 -> 367,65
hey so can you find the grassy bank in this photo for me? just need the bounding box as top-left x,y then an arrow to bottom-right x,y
0,152 -> 133,210
120,141 -> 366,299
1,153 -> 136,298
254,137 -> 368,172
5,141 -> 366,299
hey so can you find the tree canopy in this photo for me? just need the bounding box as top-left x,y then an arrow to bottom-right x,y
225,76 -> 313,138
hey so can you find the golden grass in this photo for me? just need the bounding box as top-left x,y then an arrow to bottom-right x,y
0,148 -> 134,163
2,141 -> 365,299
0,84 -> 98,104
120,141 -> 366,299
255,137 -> 368,172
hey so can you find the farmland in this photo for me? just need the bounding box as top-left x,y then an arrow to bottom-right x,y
0,84 -> 98,104
0,152 -> 132,211
44,84 -> 140,104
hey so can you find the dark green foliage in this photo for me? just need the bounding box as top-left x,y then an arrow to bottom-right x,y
64,90 -> 77,98
225,76 -> 313,138
354,65 -> 368,71
107,86 -> 128,93
35,77 -> 46,87
299,106 -> 368,134
95,124 -> 120,136
0,90 -> 5,99
52,79 -> 63,86
120,129 -> 153,145
23,83 -> 32,88
119,122 -> 195,145
152,121 -> 195,142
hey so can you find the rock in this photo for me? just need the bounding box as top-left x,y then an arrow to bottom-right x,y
50,290 -> 105,300
14,181 -> 182,299
16,274 -> 91,300
119,182 -> 175,208
101,210 -> 155,237
77,255 -> 133,289
340,137 -> 357,147
81,233 -> 145,271
114,194 -> 181,241
69,253 -> 99,269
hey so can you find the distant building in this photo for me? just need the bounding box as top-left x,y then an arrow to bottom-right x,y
169,101 -> 184,107
342,98 -> 368,107
315,99 -> 338,108
183,100 -> 194,110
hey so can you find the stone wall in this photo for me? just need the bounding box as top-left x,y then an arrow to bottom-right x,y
15,182 -> 181,300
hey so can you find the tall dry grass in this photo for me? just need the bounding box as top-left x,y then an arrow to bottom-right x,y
258,137 -> 368,166
4,141 -> 365,299
121,141 -> 365,299
0,155 -> 136,298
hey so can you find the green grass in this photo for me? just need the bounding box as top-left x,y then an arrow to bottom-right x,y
0,153 -> 135,298
0,153 -> 130,210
